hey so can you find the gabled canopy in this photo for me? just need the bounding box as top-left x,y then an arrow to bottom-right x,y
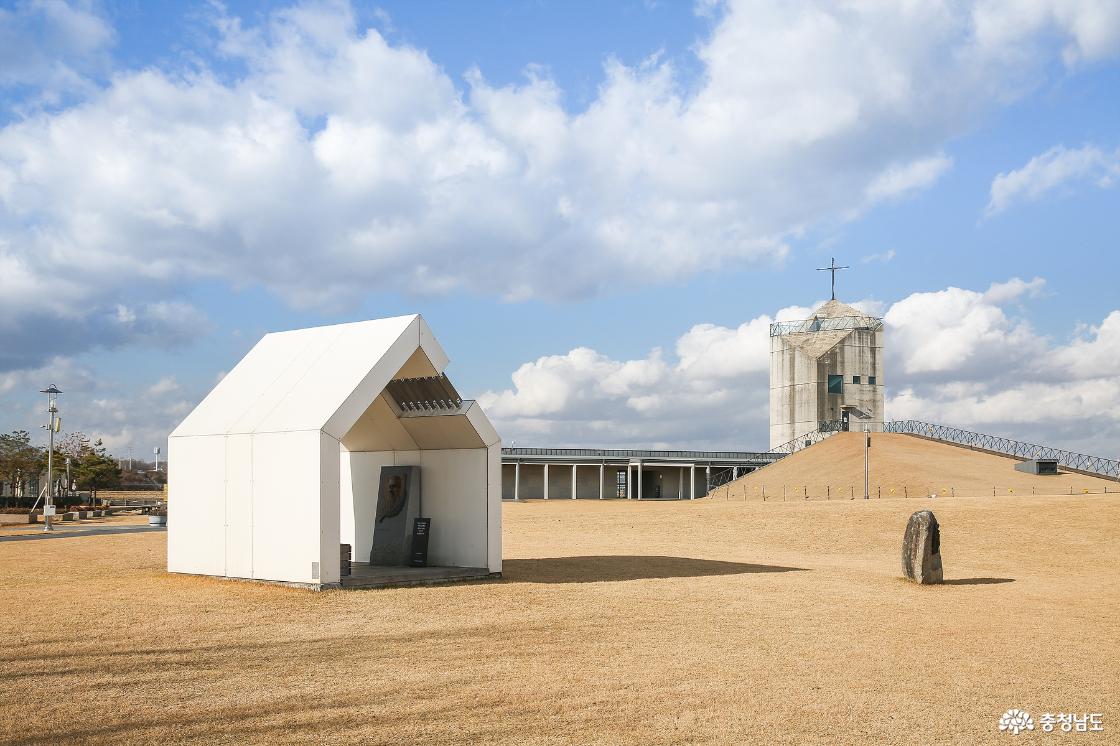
172,314 -> 456,440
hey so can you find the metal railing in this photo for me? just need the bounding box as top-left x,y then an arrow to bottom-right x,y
706,419 -> 1119,496
885,420 -> 1120,479
502,446 -> 781,464
770,315 -> 883,337
706,466 -> 758,490
766,421 -> 848,456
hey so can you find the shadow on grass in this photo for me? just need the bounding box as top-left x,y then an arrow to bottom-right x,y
943,577 -> 1015,585
501,555 -> 807,584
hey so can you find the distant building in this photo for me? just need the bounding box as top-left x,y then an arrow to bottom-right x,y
769,299 -> 885,449
501,447 -> 780,501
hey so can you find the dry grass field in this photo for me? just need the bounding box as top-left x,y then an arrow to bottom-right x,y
1,493 -> 1118,744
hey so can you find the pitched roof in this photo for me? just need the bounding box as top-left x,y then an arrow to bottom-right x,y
812,299 -> 869,320
784,329 -> 853,358
171,314 -> 453,439
780,299 -> 880,359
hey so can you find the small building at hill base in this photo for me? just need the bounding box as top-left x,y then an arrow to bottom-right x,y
769,299 -> 885,450
167,315 -> 501,589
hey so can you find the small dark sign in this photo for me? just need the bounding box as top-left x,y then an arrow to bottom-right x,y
410,518 -> 432,567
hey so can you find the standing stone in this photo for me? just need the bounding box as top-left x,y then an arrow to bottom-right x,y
901,510 -> 943,584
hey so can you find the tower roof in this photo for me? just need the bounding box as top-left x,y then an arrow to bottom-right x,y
770,298 -> 883,359
811,299 -> 869,320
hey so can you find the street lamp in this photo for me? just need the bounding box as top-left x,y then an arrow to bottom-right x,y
40,385 -> 62,532
863,426 -> 871,500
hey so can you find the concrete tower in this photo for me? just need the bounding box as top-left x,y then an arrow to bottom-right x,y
768,299 -> 884,449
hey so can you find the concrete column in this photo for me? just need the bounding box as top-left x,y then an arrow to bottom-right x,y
626,465 -> 632,499
544,463 -> 549,500
599,463 -> 604,500
637,461 -> 643,501
733,466 -> 739,480
679,467 -> 684,499
571,464 -> 577,500
514,462 -> 520,500
690,465 -> 696,500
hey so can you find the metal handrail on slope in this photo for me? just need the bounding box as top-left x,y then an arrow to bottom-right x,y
885,420 -> 1120,479
767,420 -> 847,456
713,419 -> 1120,490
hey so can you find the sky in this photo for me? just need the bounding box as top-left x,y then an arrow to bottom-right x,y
0,0 -> 1118,458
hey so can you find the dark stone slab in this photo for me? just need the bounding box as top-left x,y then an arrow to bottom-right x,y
369,465 -> 421,566
410,518 -> 431,567
902,510 -> 943,584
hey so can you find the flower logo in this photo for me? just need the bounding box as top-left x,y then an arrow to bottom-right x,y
999,709 -> 1035,735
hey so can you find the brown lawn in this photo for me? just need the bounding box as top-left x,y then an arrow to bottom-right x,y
1,494 -> 1118,744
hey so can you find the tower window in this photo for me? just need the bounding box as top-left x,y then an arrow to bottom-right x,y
852,375 -> 861,384
869,376 -> 877,385
827,374 -> 843,394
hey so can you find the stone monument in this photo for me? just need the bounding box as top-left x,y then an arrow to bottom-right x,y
369,465 -> 422,566
901,510 -> 943,584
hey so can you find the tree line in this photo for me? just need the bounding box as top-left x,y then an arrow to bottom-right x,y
0,430 -> 124,508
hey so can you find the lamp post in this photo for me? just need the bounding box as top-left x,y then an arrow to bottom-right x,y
40,385 -> 62,532
863,426 -> 871,500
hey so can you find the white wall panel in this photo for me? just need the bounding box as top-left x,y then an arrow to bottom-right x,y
318,431 -> 341,585
486,443 -> 502,573
250,430 -> 324,584
167,435 -> 227,576
223,434 -> 254,578
419,449 -> 488,568
339,445 -> 356,553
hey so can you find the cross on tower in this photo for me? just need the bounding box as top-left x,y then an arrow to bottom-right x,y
816,257 -> 849,301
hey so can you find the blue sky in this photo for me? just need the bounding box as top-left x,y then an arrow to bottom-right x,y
1,0 -> 1118,456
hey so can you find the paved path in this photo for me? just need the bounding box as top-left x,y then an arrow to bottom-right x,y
0,524 -> 166,543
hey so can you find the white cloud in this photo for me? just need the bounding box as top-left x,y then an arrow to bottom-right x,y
2,0 -> 1118,372
982,276 -> 1046,304
862,250 -> 896,264
1052,311 -> 1120,380
0,355 -> 95,397
0,0 -> 115,106
973,0 -> 1120,66
883,281 -> 1044,377
0,356 -> 191,458
865,155 -> 953,204
986,144 -> 1120,215
76,379 -> 194,455
145,376 -> 179,397
484,279 -> 1120,454
675,317 -> 772,380
479,317 -> 776,448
